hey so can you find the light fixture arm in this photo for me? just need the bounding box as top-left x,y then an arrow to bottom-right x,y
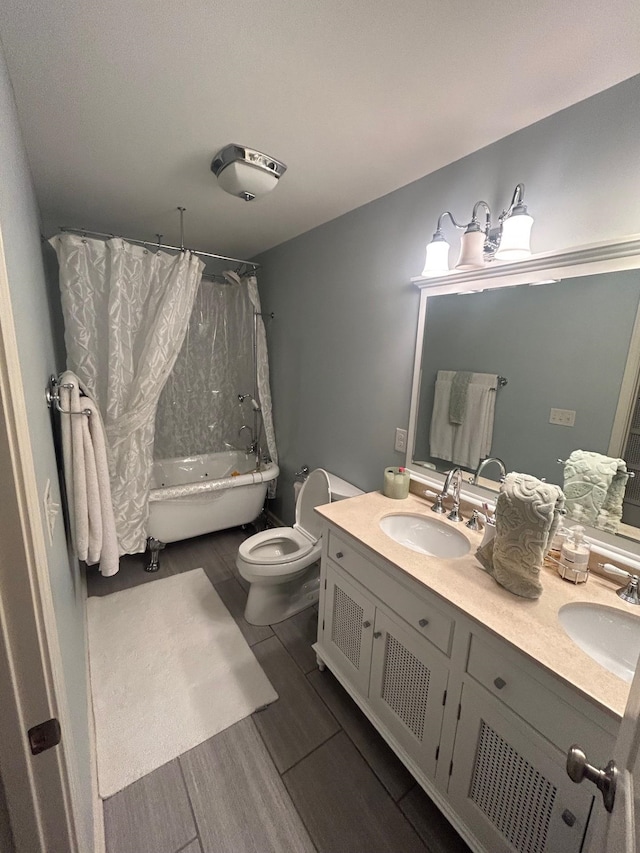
499,182 -> 526,223
436,210 -> 466,232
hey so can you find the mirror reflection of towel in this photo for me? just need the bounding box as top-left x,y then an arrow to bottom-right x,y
563,450 -> 628,533
476,472 -> 565,599
430,371 -> 497,469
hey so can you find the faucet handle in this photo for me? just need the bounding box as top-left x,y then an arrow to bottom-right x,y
599,563 -> 634,580
599,564 -> 640,605
431,494 -> 447,514
466,510 -> 483,531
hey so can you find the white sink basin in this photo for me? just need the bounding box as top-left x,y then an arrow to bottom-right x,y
379,513 -> 470,559
558,602 -> 640,683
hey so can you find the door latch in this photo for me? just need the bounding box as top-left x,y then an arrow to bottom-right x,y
566,744 -> 617,813
28,718 -> 61,755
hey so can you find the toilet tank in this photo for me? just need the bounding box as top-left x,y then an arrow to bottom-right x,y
326,472 -> 364,501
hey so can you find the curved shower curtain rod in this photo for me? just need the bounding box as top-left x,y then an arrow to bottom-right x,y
54,225 -> 261,272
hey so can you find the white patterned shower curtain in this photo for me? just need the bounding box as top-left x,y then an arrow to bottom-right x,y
51,234 -> 204,554
247,275 -> 278,490
154,272 -> 278,492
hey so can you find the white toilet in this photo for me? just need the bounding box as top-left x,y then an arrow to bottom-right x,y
236,468 -> 363,625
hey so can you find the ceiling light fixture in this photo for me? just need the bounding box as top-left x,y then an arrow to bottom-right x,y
211,144 -> 287,202
421,183 -> 533,277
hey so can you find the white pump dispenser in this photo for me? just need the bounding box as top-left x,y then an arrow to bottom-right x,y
558,525 -> 590,583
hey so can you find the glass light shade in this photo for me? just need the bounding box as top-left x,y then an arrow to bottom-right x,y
421,238 -> 450,277
495,212 -> 534,260
455,229 -> 486,270
216,161 -> 280,199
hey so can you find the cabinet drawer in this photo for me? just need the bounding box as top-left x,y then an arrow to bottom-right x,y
327,530 -> 454,656
466,633 -> 615,759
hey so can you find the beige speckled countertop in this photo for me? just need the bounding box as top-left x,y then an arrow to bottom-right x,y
316,490 -> 637,721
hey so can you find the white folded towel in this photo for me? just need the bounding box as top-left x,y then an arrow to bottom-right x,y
60,372 -> 89,561
563,450 -> 628,533
430,371 -> 497,469
476,472 -> 565,599
59,371 -> 119,576
84,398 -> 119,576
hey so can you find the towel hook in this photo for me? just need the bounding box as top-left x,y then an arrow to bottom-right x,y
46,375 -> 91,417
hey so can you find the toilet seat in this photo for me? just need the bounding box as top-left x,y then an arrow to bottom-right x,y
238,526 -> 317,570
236,469 -> 331,579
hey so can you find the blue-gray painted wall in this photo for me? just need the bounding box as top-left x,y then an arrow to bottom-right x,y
0,41 -> 93,851
256,74 -> 640,524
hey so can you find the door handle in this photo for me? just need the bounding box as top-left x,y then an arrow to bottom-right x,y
566,745 -> 617,813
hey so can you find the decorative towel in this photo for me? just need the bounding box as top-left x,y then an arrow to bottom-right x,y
563,450 -> 628,534
449,371 -> 473,424
476,472 -> 565,600
59,372 -> 119,576
430,371 -> 498,469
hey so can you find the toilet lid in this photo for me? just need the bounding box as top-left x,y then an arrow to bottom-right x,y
296,468 -> 331,541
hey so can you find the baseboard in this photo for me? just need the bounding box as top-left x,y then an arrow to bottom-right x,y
266,508 -> 286,528
82,569 -> 105,853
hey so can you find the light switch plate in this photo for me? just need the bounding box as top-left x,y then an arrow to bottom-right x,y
549,408 -> 576,427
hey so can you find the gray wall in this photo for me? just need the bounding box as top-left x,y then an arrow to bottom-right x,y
415,270 -> 640,483
256,74 -> 640,524
0,40 -> 93,850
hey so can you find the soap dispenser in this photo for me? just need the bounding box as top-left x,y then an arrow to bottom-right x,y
558,525 -> 590,584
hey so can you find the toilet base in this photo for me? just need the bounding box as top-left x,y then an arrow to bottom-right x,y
243,562 -> 320,625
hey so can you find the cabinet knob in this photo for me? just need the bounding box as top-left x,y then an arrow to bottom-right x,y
493,677 -> 506,690
418,618 -> 429,628
373,631 -> 382,639
335,551 -> 344,559
363,620 -> 372,628
566,745 -> 618,813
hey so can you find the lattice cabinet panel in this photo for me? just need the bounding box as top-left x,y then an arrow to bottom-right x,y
448,682 -> 593,853
323,564 -> 376,697
368,608 -> 449,781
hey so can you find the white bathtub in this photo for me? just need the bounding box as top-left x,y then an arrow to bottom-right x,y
147,451 -> 279,543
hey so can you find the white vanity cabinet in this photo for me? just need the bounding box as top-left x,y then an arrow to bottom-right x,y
315,523 -> 619,853
322,556 -> 450,782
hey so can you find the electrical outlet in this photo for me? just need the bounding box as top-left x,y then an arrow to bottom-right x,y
549,408 -> 576,427
394,427 -> 408,453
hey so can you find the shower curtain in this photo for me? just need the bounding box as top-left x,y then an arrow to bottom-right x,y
51,234 -> 204,554
154,273 -> 278,486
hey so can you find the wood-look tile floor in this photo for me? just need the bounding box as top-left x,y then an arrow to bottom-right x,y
87,529 -> 472,853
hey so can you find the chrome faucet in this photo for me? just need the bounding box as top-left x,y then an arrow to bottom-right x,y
431,467 -> 464,522
238,425 -> 255,453
473,456 -> 507,485
599,563 -> 640,605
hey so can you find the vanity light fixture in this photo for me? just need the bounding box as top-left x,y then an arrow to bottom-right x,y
421,183 -> 534,276
211,144 -> 287,201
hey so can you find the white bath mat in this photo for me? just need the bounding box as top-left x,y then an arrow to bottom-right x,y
87,568 -> 278,798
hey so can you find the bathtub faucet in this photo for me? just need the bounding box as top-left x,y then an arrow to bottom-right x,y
238,424 -> 254,451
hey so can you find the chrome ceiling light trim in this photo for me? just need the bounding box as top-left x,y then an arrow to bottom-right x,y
211,144 -> 287,201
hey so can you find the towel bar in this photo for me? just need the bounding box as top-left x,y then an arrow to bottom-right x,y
557,457 -> 634,478
46,374 -> 91,417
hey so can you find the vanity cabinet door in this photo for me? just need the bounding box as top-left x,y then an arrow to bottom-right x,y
449,681 -> 593,853
323,564 -> 376,697
369,608 -> 449,782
